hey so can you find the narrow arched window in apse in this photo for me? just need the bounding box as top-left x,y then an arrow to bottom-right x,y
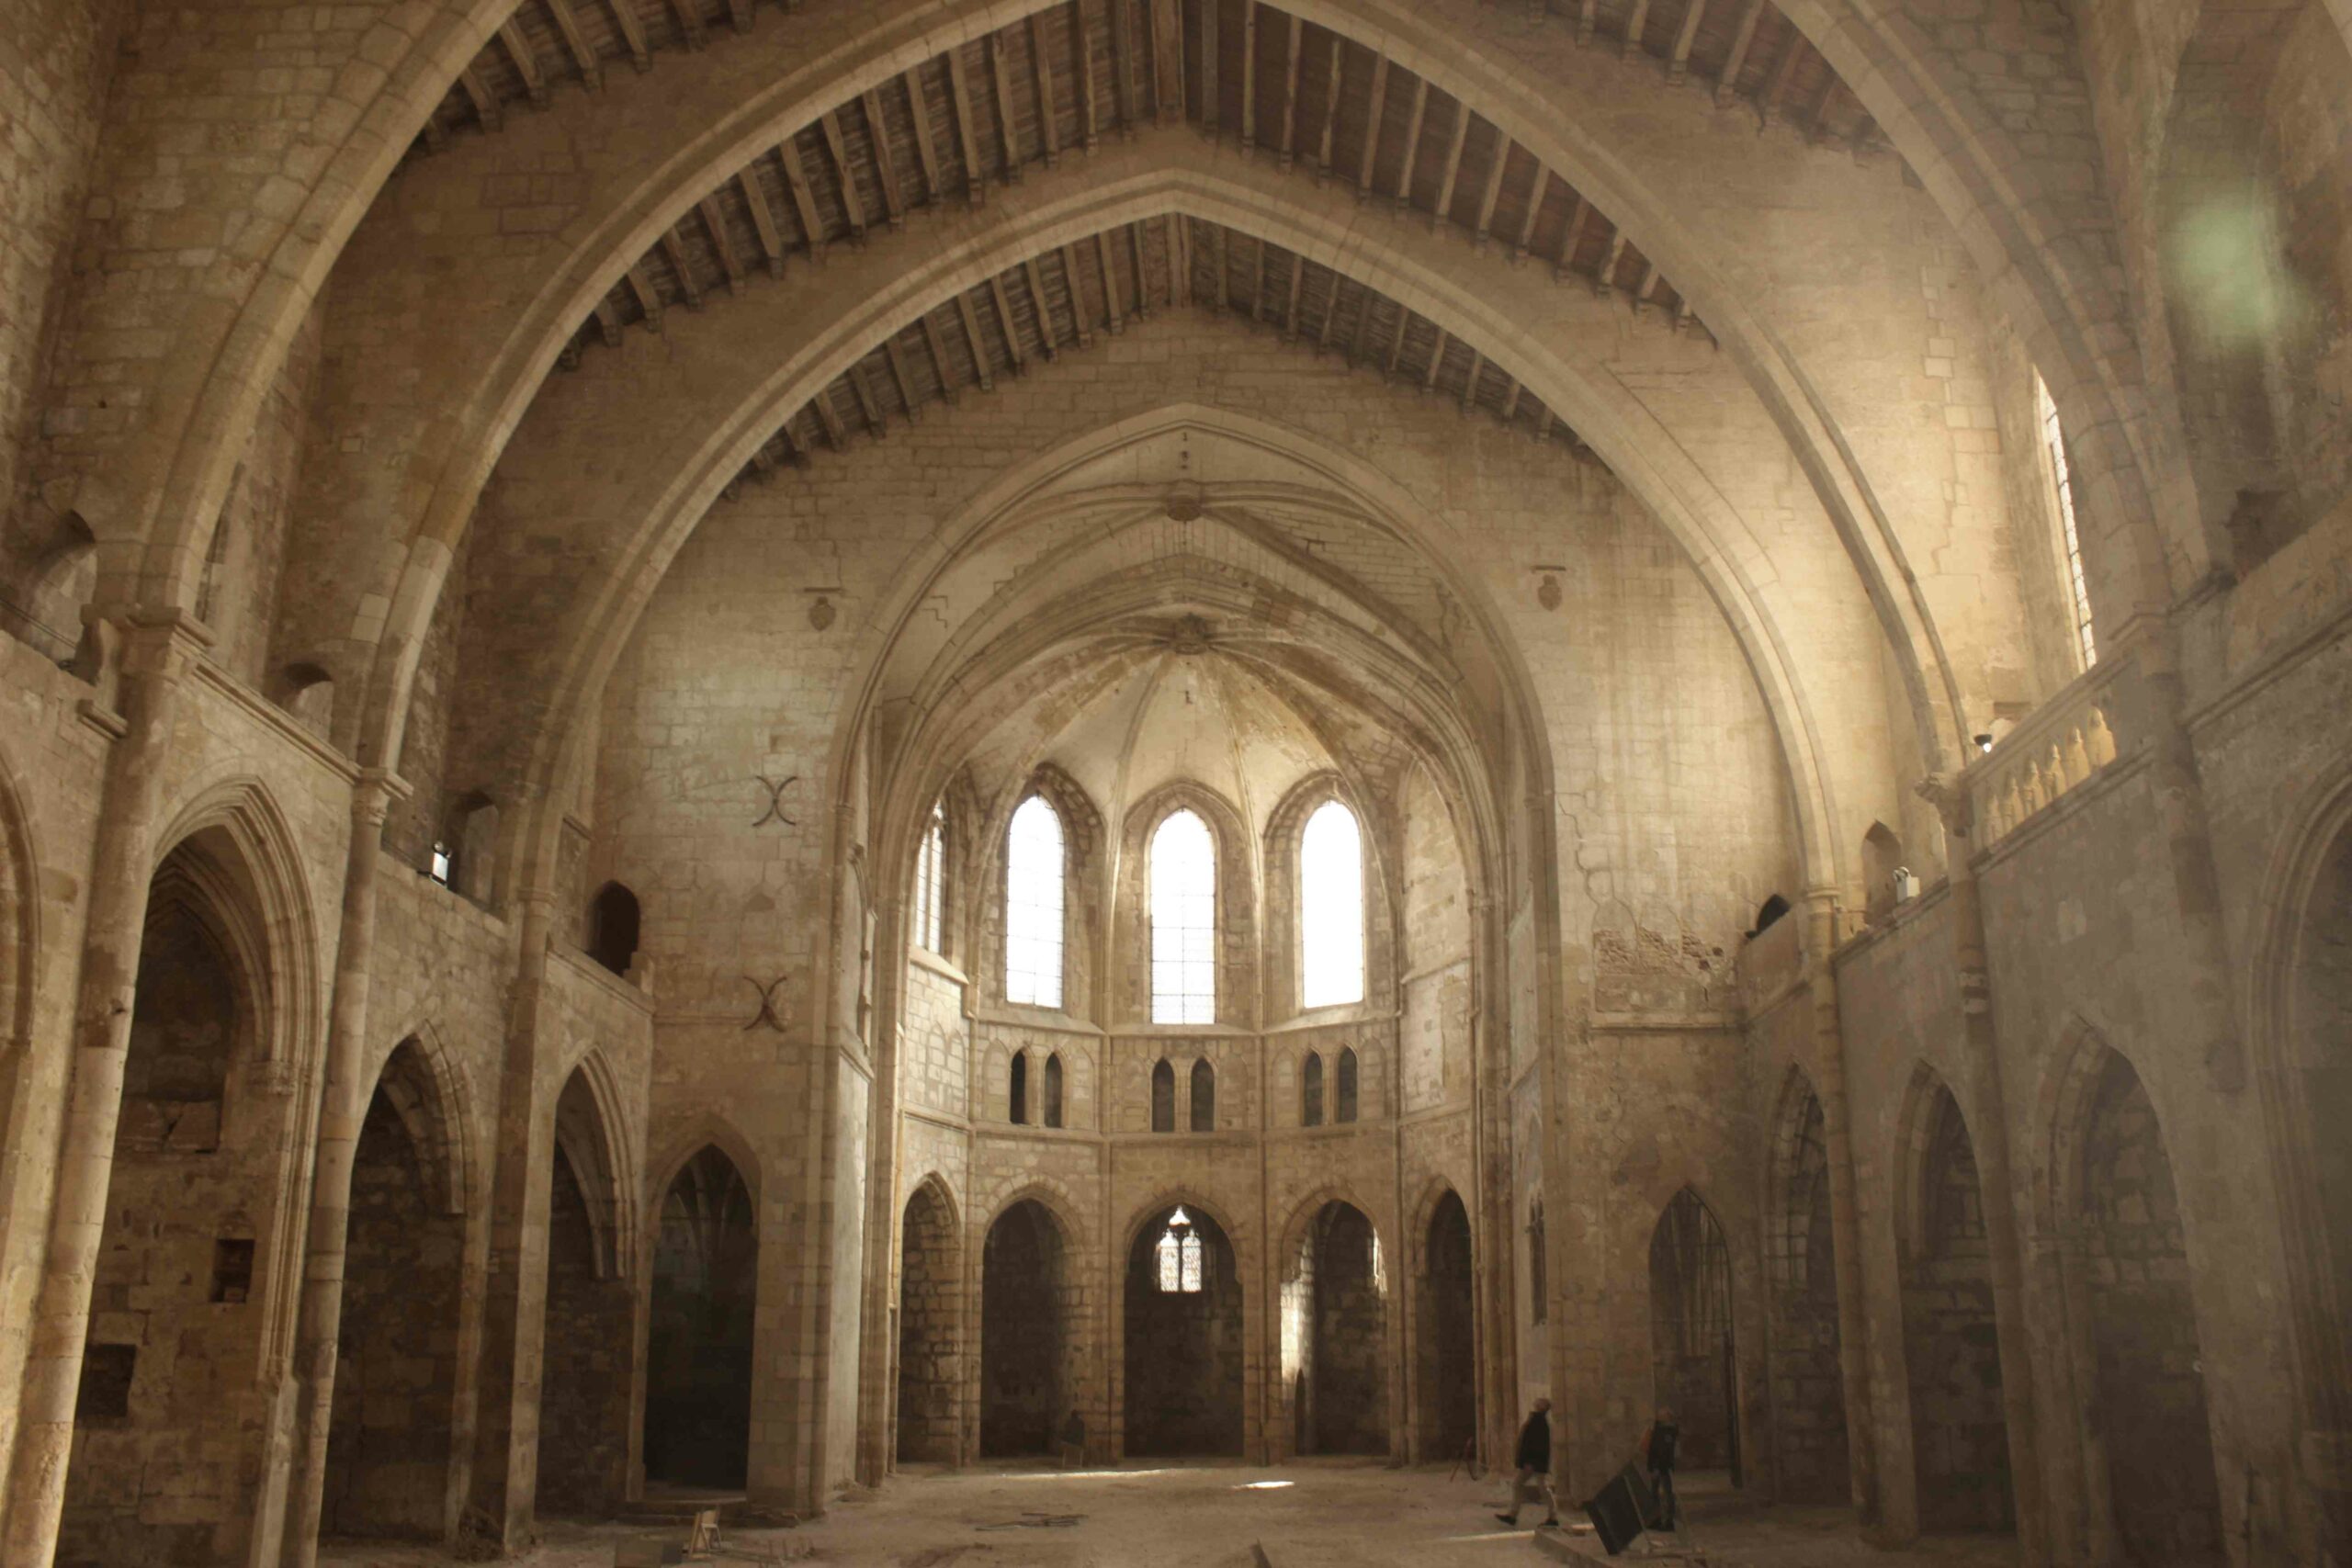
1043,1053 -> 1064,1129
1336,1046 -> 1360,1123
1301,800 -> 1365,1007
914,802 -> 947,954
1009,1050 -> 1028,1125
2035,373 -> 2098,669
1151,1058 -> 1175,1133
1302,1052 -> 1325,1127
1005,795 -> 1065,1009
1151,809 -> 1216,1024
1190,1058 -> 1216,1132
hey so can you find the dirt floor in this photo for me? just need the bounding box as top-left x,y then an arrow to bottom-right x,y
320,1465 -> 2022,1566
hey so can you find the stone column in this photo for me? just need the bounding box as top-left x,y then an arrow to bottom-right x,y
467,886 -> 562,1548
277,769 -> 403,1568
1917,778 -> 2052,1565
854,893 -> 908,1489
1800,889 -> 1882,1524
0,609 -> 207,1568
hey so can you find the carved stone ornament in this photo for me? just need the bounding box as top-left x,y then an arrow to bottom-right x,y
1537,573 -> 1562,611
1915,772 -> 1974,839
1163,481 -> 1205,523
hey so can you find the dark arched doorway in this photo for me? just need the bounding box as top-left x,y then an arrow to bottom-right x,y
1417,1190 -> 1476,1465
1125,1205 -> 1243,1457
1766,1077 -> 1849,1502
897,1182 -> 960,1464
980,1200 -> 1075,1457
1649,1187 -> 1739,1480
1283,1201 -> 1386,1456
644,1146 -> 757,1489
536,1069 -> 633,1515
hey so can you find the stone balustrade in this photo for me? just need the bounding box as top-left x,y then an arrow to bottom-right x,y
1970,658 -> 2132,846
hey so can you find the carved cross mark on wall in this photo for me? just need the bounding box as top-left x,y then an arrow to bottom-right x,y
741,976 -> 790,1033
752,774 -> 801,828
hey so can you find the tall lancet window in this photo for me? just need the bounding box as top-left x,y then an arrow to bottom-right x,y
2035,372 -> 2097,670
1301,799 -> 1365,1007
1005,795 -> 1065,1008
1150,809 -> 1216,1024
1156,1208 -> 1204,1293
914,802 -> 947,953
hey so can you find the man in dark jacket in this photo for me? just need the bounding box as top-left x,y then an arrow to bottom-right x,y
1495,1397 -> 1558,1528
1645,1406 -> 1680,1529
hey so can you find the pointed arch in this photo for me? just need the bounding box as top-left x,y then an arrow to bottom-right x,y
1188,1057 -> 1216,1133
369,1032 -> 473,1219
553,1051 -> 637,1281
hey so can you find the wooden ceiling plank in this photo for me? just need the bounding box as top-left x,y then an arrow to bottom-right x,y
1282,250 -> 1306,340
920,311 -> 960,401
1460,347 -> 1484,412
1021,255 -> 1062,356
1577,0 -> 1598,45
605,0 -> 651,70
625,262 -> 662,329
1423,327 -> 1450,391
697,195 -> 745,292
1167,213 -> 1191,308
593,297 -> 623,347
946,51 -> 987,203
1595,225 -> 1629,296
1096,230 -> 1126,333
817,111 -> 868,236
1149,0 -> 1183,124
1804,73 -> 1840,141
882,335 -> 922,421
734,168 -> 788,276
848,360 -> 886,436
1348,286 -> 1378,367
1110,0 -> 1140,131
541,0 -> 603,90
1200,0 -> 1220,138
1715,0 -> 1766,105
1513,166 -> 1551,260
1472,133 -> 1511,247
662,0 -> 706,51
1314,31 -> 1343,174
1126,221 -> 1151,318
1555,193 -> 1590,281
1251,232 -> 1269,324
1668,0 -> 1710,83
458,66 -> 503,132
497,18 -> 549,107
1073,0 -> 1101,151
1536,406 -> 1555,442
1631,256 -> 1658,311
1239,0 -> 1260,152
1212,223 -> 1230,312
1622,0 -> 1654,60
659,228 -> 705,309
860,90 -> 906,225
813,386 -> 848,448
1430,99 -> 1472,228
989,275 -> 1029,371
1356,54 -> 1390,196
1393,76 -> 1429,205
1759,27 -> 1806,122
987,30 -> 1025,179
1028,13 -> 1061,165
955,291 -> 997,389
777,133 -> 828,256
1317,272 -> 1343,350
1059,242 -> 1096,345
725,0 -> 751,34
1502,376 -> 1524,423
1385,300 -> 1409,377
902,67 -> 943,203
1277,13 -> 1304,167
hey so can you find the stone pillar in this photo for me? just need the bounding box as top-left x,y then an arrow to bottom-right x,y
1917,777 -> 2052,1566
467,886 -> 562,1548
854,893 -> 908,1489
0,609 -> 207,1568
277,770 -> 404,1568
1801,889 -> 1882,1524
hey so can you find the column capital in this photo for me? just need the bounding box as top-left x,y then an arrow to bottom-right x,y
1915,771 -> 1974,841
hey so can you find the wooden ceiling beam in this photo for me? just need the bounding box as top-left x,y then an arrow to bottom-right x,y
1513,166 -> 1550,261
724,0 -> 751,34
1595,225 -> 1629,295
1759,28 -> 1806,123
1347,287 -> 1378,367
1058,242 -> 1096,346
1317,273 -> 1343,350
955,291 -> 997,389
1392,77 -> 1429,205
1251,233 -> 1269,325
1356,55 -> 1390,197
777,134 -> 827,256
989,275 -> 1029,372
1668,0 -> 1710,83
1715,0 -> 1766,104
1631,256 -> 1658,311
847,360 -> 886,436
1555,194 -> 1590,282
1384,300 -> 1409,378
812,387 -> 848,448
920,311 -> 960,402
594,297 -> 623,348
1096,230 -> 1126,333
1127,221 -> 1152,318
1029,13 -> 1061,165
1021,255 -> 1061,356
1430,100 -> 1472,228
459,66 -> 503,133
659,228 -> 704,309
727,168 -> 785,272
497,19 -> 549,107
1212,223 -> 1231,312
860,90 -> 906,225
1622,0 -> 1654,59
626,263 -> 662,329
1422,327 -> 1450,392
1804,73 -> 1840,142
817,111 -> 867,237
662,0 -> 706,51
1074,0 -> 1101,151
542,0 -> 603,90
1577,0 -> 1598,45
946,51 -> 986,202
1472,133 -> 1511,247
1502,376 -> 1524,423
882,335 -> 922,421
1314,31 -> 1343,175
1239,1 -> 1260,152
1277,13 -> 1304,168
605,0 -> 651,71
987,30 -> 1025,178
1110,0 -> 1139,131
1166,213 -> 1190,308
902,67 -> 943,203
697,196 -> 745,293
1460,347 -> 1484,412
1282,250 -> 1306,340
1149,0 -> 1182,124
1199,0 -> 1219,137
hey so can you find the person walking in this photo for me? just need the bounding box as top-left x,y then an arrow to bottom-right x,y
1495,1396 -> 1559,1529
1643,1405 -> 1680,1529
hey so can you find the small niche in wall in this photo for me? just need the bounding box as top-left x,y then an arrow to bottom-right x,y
210,1238 -> 256,1303
75,1344 -> 136,1421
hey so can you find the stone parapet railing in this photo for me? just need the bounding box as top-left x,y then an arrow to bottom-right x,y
1969,650 -> 2138,847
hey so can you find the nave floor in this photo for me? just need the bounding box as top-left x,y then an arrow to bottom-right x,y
320,1462 -> 2021,1566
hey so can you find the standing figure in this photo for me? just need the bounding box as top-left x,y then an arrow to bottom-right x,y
1644,1405 -> 1680,1529
1494,1396 -> 1558,1529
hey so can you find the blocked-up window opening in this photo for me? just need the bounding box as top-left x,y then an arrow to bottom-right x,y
1152,1058 -> 1175,1133
1302,1052 -> 1325,1126
1043,1053 -> 1064,1128
1301,800 -> 1365,1007
2036,373 -> 2098,669
1190,1058 -> 1216,1132
1336,1047 -> 1360,1123
1005,795 -> 1065,1008
1009,1051 -> 1028,1125
209,1238 -> 255,1303
76,1345 -> 135,1422
915,803 -> 946,953
1151,810 -> 1216,1024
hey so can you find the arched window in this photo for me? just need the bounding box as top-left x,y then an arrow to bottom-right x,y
1150,809 -> 1216,1024
1155,1208 -> 1205,1293
587,882 -> 640,976
1190,1058 -> 1216,1132
1302,1052 -> 1325,1127
1044,1053 -> 1064,1129
1005,795 -> 1065,1008
2035,372 -> 2097,669
1151,1058 -> 1175,1133
1336,1046 -> 1360,1123
914,802 -> 947,953
1301,799 -> 1365,1007
1009,1050 -> 1028,1125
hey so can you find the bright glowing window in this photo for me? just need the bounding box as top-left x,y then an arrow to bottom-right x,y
1301,800 -> 1364,1007
914,803 -> 946,953
1150,809 -> 1216,1025
1005,795 -> 1065,1008
2035,374 -> 2097,669
1155,1208 -> 1204,1293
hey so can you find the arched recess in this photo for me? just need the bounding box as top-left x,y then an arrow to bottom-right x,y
1894,1068 -> 2016,1536
1125,1202 -> 1246,1458
1764,1068 -> 1849,1503
1278,1196 -> 1390,1459
1416,1188 -> 1477,1466
537,1063 -> 635,1515
1648,1187 -> 1740,1477
644,1145 -> 758,1490
2047,1036 -> 2223,1564
323,1038 -> 469,1540
980,1197 -> 1080,1458
896,1178 -> 961,1466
